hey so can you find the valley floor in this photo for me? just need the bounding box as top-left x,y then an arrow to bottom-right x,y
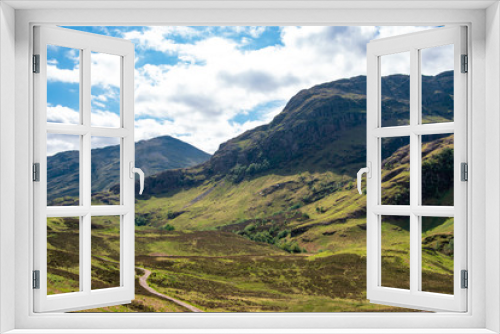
47,148 -> 454,313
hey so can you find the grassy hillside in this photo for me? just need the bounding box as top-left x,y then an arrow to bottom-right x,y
45,134 -> 455,312
46,72 -> 455,312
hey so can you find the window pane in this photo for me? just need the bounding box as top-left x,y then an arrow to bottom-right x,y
422,134 -> 454,206
47,134 -> 80,206
381,137 -> 410,205
421,217 -> 454,294
91,216 -> 121,290
47,217 -> 80,295
421,44 -> 454,124
91,52 -> 121,128
91,137 -> 121,205
380,52 -> 410,127
47,45 -> 81,125
381,215 -> 410,290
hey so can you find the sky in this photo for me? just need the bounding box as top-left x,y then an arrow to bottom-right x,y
46,26 -> 452,156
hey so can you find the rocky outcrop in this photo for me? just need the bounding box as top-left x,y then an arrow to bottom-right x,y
139,71 -> 453,196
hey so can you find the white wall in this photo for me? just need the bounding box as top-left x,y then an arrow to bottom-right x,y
3,3 -> 496,332
486,2 -> 500,333
0,2 -> 16,333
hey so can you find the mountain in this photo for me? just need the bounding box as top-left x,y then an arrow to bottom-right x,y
47,135 -> 211,202
51,72 -> 455,312
139,71 -> 453,196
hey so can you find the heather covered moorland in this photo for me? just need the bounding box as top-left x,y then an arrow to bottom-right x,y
47,72 -> 455,312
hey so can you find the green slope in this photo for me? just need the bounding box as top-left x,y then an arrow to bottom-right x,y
46,72 -> 455,312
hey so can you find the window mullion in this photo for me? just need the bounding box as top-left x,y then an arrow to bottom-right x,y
409,47 -> 420,294
81,47 -> 92,294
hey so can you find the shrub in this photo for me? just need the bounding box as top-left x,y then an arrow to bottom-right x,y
316,206 -> 327,213
134,216 -> 148,227
301,212 -> 310,220
290,242 -> 302,253
277,240 -> 302,253
244,223 -> 256,233
162,223 -> 175,231
277,230 -> 289,239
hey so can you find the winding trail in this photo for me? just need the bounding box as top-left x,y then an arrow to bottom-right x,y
136,267 -> 204,313
94,256 -> 203,312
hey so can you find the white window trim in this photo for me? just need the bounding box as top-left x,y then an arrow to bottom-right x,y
0,1 -> 498,333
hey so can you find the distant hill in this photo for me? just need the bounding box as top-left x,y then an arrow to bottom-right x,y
47,135 -> 211,201
139,71 -> 453,196
52,71 -> 456,311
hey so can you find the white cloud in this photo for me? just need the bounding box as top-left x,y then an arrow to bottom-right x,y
47,50 -> 121,89
127,26 -> 439,153
47,105 -> 80,124
47,64 -> 79,83
123,26 -> 201,53
421,44 -> 454,75
91,52 -> 121,88
47,133 -> 80,156
381,52 -> 410,76
91,110 -> 121,128
91,136 -> 120,150
47,105 -> 122,154
375,26 -> 433,39
51,26 -> 446,155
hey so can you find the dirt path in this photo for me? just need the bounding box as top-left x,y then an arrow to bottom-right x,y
93,256 -> 203,312
136,267 -> 204,313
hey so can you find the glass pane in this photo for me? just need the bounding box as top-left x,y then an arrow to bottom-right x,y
381,137 -> 410,205
422,134 -> 454,206
47,45 -> 80,125
380,52 -> 410,127
421,44 -> 454,124
47,134 -> 80,206
91,216 -> 121,290
91,52 -> 121,128
47,217 -> 80,295
381,215 -> 410,290
91,137 -> 121,205
422,217 -> 454,294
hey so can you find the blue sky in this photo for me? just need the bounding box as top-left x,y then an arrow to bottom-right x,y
46,26 -> 450,156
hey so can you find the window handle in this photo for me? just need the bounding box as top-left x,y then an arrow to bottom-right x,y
129,162 -> 145,195
357,162 -> 371,195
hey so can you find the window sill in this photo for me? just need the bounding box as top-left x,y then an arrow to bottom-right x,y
4,330 -> 498,334
5,328 -> 495,334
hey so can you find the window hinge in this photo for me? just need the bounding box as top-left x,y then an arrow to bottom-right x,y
461,162 -> 468,181
33,163 -> 40,182
33,54 -> 40,73
461,270 -> 468,289
33,270 -> 40,289
461,54 -> 468,73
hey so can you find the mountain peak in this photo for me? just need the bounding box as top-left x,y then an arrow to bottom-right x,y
47,135 -> 211,202
142,71 -> 453,196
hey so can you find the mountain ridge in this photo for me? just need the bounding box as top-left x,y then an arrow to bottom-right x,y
47,135 -> 211,202
137,71 -> 453,197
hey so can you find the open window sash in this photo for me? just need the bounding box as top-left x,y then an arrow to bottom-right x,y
365,26 -> 467,312
33,26 -> 136,312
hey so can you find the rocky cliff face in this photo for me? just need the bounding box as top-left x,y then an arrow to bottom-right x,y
139,71 -> 453,196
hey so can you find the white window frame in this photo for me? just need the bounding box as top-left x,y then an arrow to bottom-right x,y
366,26 -> 467,312
33,26 -> 136,313
0,1 -> 499,333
